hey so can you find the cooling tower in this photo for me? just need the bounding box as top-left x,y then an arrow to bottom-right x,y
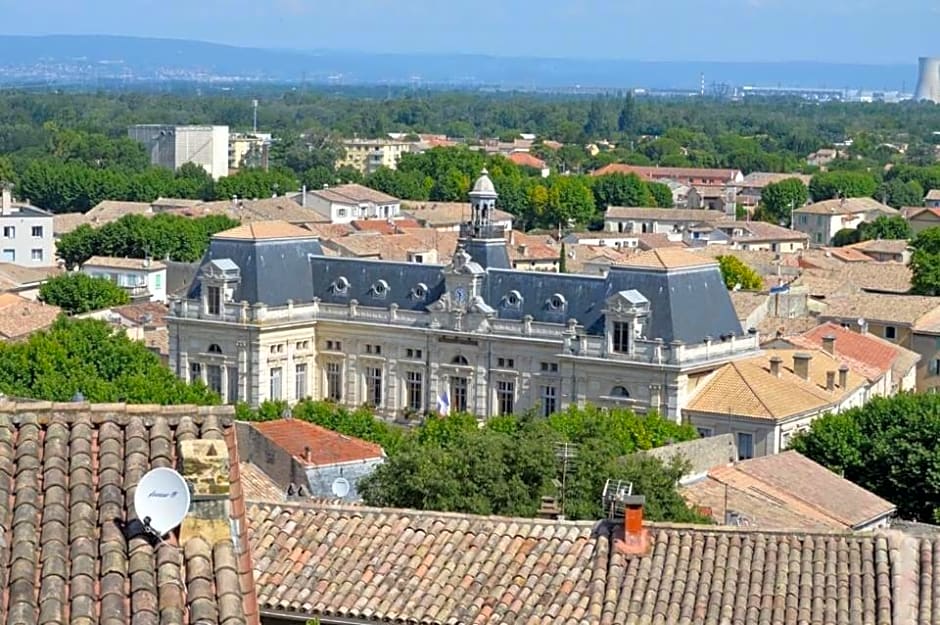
915,57 -> 940,103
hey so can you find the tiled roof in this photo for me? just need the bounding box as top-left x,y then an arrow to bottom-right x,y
681,451 -> 896,531
616,247 -> 718,270
239,463 -> 285,503
592,163 -> 742,181
52,212 -> 89,235
795,197 -> 898,216
214,220 -> 317,241
111,301 -> 170,327
790,321 -> 907,382
300,222 -> 355,239
0,402 -> 259,625
605,206 -> 729,222
758,314 -> 825,339
351,218 -> 421,234
85,200 -> 153,223
0,293 -> 60,340
826,246 -> 872,263
819,292 -> 939,325
720,220 -> 809,242
507,151 -> 547,169
0,263 -> 63,289
635,233 -> 686,249
326,231 -> 459,263
402,202 -> 513,227
729,290 -> 768,321
914,305 -> 940,333
309,183 -> 399,205
846,238 -> 910,256
247,501 -> 932,625
739,172 -> 812,189
685,348 -> 866,420
83,256 -> 167,271
926,189 -> 940,201
252,420 -> 384,467
906,206 -> 940,220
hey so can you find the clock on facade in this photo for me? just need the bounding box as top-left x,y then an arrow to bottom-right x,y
454,287 -> 467,304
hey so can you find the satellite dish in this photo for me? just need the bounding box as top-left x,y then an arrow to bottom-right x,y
331,477 -> 350,498
857,317 -> 866,327
135,468 -> 191,537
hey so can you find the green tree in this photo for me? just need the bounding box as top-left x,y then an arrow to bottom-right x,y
831,228 -> 861,247
716,255 -> 763,290
591,173 -> 654,211
38,273 -> 130,314
647,181 -> 674,208
545,176 -> 596,227
759,178 -> 808,226
617,93 -> 636,134
856,215 -> 912,241
214,168 -> 298,200
0,317 -> 217,404
877,178 -> 924,209
791,393 -> 940,522
809,171 -> 879,201
583,98 -> 611,139
910,227 -> 940,295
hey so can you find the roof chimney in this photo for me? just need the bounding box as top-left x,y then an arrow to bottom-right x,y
1,184 -> 11,216
839,364 -> 850,389
826,370 -> 836,391
301,184 -> 307,207
304,445 -> 313,465
792,352 -> 813,381
822,334 -> 836,356
616,495 -> 650,555
769,355 -> 782,377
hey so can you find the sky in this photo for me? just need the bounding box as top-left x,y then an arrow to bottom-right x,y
0,0 -> 937,64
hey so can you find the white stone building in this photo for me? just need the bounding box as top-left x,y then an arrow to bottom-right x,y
81,256 -> 168,303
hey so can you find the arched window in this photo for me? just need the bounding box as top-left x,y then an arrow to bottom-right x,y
611,385 -> 630,398
452,355 -> 469,366
208,344 -> 223,354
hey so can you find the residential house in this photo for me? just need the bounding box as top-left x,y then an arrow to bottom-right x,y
926,189 -> 940,208
320,230 -> 459,265
905,206 -> 940,234
337,138 -> 412,174
684,220 -> 809,252
772,321 -> 920,395
806,147 -> 841,168
0,262 -> 64,299
562,244 -> 634,276
79,300 -> 171,363
245,497 -> 937,625
792,197 -> 898,246
0,292 -> 60,340
168,171 -> 758,418
0,186 -> 55,266
52,212 -> 89,238
403,201 -> 514,232
845,238 -> 911,263
81,256 -> 168,303
686,185 -> 736,213
591,164 -> 744,187
508,230 -> 561,272
737,172 -> 812,209
658,178 -> 692,207
684,347 -> 868,459
604,206 -> 728,234
84,199 -> 154,224
245,418 -> 385,501
681,451 -> 896,531
0,401 -> 261,625
299,184 -> 401,224
817,293 -> 940,391
507,151 -> 549,176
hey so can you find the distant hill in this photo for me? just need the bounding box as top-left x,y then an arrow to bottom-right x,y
0,34 -> 915,91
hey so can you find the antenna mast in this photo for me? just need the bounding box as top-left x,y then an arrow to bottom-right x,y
252,99 -> 259,134
554,442 -> 578,519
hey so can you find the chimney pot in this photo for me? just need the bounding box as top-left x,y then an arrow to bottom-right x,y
616,495 -> 650,555
304,445 -> 313,464
822,334 -> 836,356
792,352 -> 813,381
826,370 -> 836,391
839,364 -> 850,389
769,356 -> 783,377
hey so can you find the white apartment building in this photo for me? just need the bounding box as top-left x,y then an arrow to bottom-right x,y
128,125 -> 230,180
0,186 -> 55,267
299,184 -> 401,224
81,256 -> 168,303
792,197 -> 898,246
338,139 -> 412,174
168,172 -> 759,420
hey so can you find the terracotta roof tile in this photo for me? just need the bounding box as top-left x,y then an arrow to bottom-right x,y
616,247 -> 718,270
0,263 -> 64,289
309,183 -> 399,205
83,256 -> 167,271
789,321 -> 905,382
795,197 -> 898,215
214,220 -> 317,241
820,292 -> 939,325
0,403 -> 258,625
846,238 -> 910,256
402,201 -> 513,227
591,163 -> 741,181
507,152 -> 547,169
239,463 -> 285,503
0,293 -> 60,340
604,206 -> 729,222
252,420 -> 384,467
247,501 -> 929,625
52,212 -> 89,235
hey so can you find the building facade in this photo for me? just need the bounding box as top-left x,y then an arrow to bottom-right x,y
338,139 -> 412,174
0,186 -> 55,267
792,198 -> 898,246
81,256 -> 168,303
128,124 -> 230,180
168,172 -> 758,420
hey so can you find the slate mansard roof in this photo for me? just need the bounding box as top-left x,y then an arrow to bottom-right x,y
188,228 -> 743,343
0,403 -> 258,625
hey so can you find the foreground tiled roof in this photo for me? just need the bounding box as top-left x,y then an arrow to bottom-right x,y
252,419 -> 384,467
247,501 -> 935,625
819,292 -> 939,325
683,451 -> 896,531
790,321 -> 907,382
0,402 -> 259,625
0,293 -> 60,340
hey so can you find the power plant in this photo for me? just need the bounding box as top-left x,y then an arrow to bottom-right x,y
915,57 -> 940,103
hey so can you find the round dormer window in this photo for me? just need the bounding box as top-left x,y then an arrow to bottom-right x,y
372,279 -> 389,297
505,289 -> 523,308
333,276 -> 350,294
412,282 -> 428,300
549,293 -> 567,311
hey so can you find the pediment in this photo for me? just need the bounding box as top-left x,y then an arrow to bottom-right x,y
606,289 -> 650,314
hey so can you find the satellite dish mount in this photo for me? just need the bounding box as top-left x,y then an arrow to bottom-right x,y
134,467 -> 192,539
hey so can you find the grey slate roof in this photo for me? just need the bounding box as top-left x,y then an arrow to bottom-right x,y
188,236 -> 743,343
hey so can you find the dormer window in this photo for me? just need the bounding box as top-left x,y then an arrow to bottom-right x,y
547,293 -> 567,311
331,276 -> 350,295
503,290 -> 523,309
410,283 -> 428,301
207,286 -> 221,315
371,279 -> 389,298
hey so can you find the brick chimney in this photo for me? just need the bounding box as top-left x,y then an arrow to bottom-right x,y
303,445 -> 313,465
1,184 -> 11,216
178,438 -> 231,545
769,355 -> 783,377
792,352 -> 812,381
839,364 -> 850,389
615,495 -> 650,556
822,334 -> 836,356
826,370 -> 836,391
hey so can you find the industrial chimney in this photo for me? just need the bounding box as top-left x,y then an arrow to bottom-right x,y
915,57 -> 940,103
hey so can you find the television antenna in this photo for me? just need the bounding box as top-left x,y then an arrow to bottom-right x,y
331,477 -> 350,499
602,479 -> 635,519
134,467 -> 191,538
554,442 -> 578,519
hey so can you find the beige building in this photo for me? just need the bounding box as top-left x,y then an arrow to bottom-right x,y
604,207 -> 728,235
168,172 -> 758,420
792,197 -> 898,246
905,206 -> 940,234
338,138 -> 412,174
684,220 -> 808,252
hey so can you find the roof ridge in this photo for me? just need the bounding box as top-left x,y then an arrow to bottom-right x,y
729,361 -> 778,418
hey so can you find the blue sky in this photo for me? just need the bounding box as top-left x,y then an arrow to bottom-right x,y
1,0 -> 936,63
